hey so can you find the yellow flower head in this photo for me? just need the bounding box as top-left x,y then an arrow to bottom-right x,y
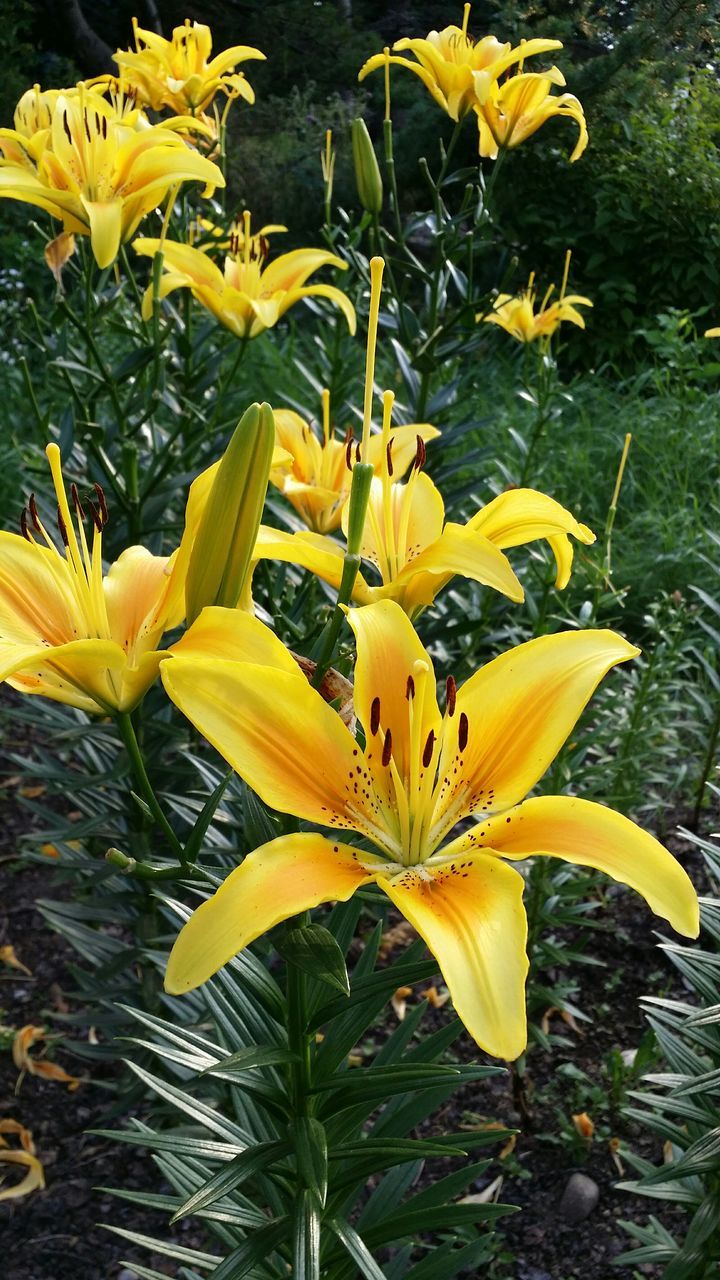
160,600 -> 699,1059
134,210 -> 356,339
256,392 -> 595,618
271,389 -> 439,535
0,85 -> 224,268
0,445 -> 195,714
359,4 -> 562,123
483,254 -> 592,343
114,18 -> 264,116
475,65 -> 588,161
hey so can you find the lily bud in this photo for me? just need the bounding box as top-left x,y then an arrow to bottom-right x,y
351,118 -> 383,215
185,402 -> 275,625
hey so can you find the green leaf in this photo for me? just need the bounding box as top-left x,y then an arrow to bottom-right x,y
330,1218 -> 388,1279
200,1045 -> 299,1075
170,1138 -> 292,1222
102,1225 -> 221,1270
278,923 -> 350,996
209,1218 -> 290,1280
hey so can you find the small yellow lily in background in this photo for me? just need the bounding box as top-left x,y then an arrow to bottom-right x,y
160,600 -> 698,1059
135,210 -> 356,338
704,325 -> 720,338
255,390 -> 594,618
114,17 -> 265,116
359,5 -> 562,123
483,253 -> 592,344
0,443 -> 219,715
271,389 -> 439,534
0,87 -> 224,268
475,66 -> 588,162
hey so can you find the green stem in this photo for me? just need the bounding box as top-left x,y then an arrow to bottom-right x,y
383,117 -> 404,246
311,462 -> 373,687
60,299 -> 127,432
204,335 -> 249,441
287,918 -> 312,1118
116,712 -> 184,861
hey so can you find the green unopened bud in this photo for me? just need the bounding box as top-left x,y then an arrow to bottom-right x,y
351,118 -> 383,215
185,402 -> 275,625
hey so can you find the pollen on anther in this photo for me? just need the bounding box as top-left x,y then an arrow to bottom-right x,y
445,675 -> 457,716
422,729 -> 435,768
406,674 -> 415,700
381,729 -> 393,767
458,711 -> 469,752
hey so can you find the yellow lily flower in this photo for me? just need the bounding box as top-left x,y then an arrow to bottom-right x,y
271,390 -> 439,534
255,417 -> 595,617
160,601 -> 699,1059
0,443 -> 213,715
114,17 -> 265,116
483,257 -> 592,344
134,212 -> 356,338
359,5 -> 562,122
0,87 -> 224,268
475,66 -> 588,161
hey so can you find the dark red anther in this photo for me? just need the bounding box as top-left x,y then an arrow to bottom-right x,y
94,483 -> 109,527
101,115 -> 107,139
370,696 -> 381,736
422,729 -> 435,768
70,482 -> 86,520
405,673 -> 415,700
386,438 -> 394,477
258,235 -> 269,260
381,728 -> 393,767
458,711 -> 469,752
355,441 -> 361,464
57,505 -> 69,547
445,675 -> 457,717
413,434 -> 426,472
28,494 -> 41,532
83,111 -> 91,143
345,430 -> 354,470
230,232 -> 239,256
62,110 -> 71,144
20,509 -> 31,541
88,500 -> 103,532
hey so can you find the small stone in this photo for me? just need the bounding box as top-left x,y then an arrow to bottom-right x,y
559,1171 -> 600,1223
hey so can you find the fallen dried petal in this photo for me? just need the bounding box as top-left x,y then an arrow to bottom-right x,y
0,945 -> 32,976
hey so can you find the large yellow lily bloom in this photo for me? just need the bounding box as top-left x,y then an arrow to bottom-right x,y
359,5 -> 562,123
134,215 -> 356,339
271,391 -> 439,534
160,601 -> 699,1059
114,18 -> 265,115
0,88 -> 224,268
255,437 -> 595,618
475,67 -> 588,161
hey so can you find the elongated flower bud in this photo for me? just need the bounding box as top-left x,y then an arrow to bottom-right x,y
351,118 -> 383,215
185,402 -> 275,624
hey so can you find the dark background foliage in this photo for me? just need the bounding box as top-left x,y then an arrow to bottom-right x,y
4,0 -> 720,366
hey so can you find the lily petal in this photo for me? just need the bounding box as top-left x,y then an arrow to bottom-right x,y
391,522 -> 524,614
432,630 -> 639,831
166,832 -> 376,994
161,657 -> 372,832
346,599 -> 441,783
167,606 -> 300,673
378,853 -> 528,1059
469,488 -> 595,589
475,796 -> 700,939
